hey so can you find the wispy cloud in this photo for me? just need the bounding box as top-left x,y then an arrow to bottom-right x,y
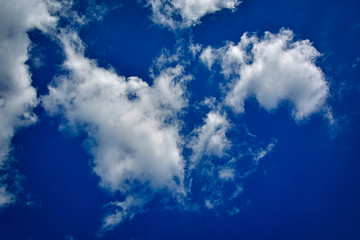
189,110 -> 230,164
143,0 -> 241,30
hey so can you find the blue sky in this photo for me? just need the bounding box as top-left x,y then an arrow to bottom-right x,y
0,0 -> 359,239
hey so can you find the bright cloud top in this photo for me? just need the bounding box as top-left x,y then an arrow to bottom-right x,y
0,0 -> 58,207
200,29 -> 329,120
145,0 -> 241,29
42,30 -> 190,229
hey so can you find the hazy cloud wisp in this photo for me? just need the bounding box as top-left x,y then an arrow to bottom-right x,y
145,0 -> 241,29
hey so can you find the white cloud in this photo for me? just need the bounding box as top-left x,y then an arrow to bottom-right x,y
0,186 -> 14,208
188,42 -> 202,57
200,29 -> 329,121
42,30 -> 190,228
144,0 -> 241,29
101,195 -> 149,230
199,46 -> 216,69
205,199 -> 215,209
0,0 -> 59,207
55,0 -> 112,28
218,167 -> 235,181
189,111 -> 230,164
253,141 -> 276,162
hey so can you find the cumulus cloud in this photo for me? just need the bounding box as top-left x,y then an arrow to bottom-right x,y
0,0 -> 58,207
42,30 -> 190,228
144,0 -> 241,29
200,29 -> 329,121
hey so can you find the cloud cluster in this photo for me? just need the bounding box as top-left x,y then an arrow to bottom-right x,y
40,27 -> 329,229
0,0 -> 331,231
42,30 -> 190,228
200,29 -> 329,120
0,0 -> 58,207
144,0 -> 240,29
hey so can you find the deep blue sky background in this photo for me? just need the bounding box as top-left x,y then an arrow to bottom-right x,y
1,0 -> 360,239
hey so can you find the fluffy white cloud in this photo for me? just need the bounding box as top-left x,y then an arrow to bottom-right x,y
189,111 -> 230,164
200,29 -> 329,121
42,30 -> 190,228
144,0 -> 241,29
0,0 -> 58,207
